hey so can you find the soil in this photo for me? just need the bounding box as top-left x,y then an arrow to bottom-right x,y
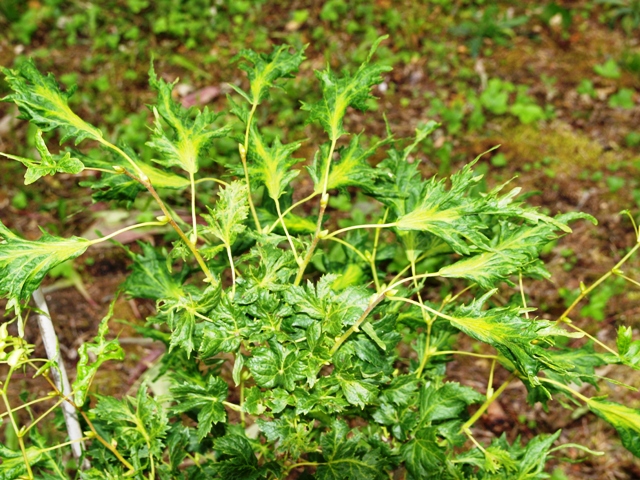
2,1 -> 640,478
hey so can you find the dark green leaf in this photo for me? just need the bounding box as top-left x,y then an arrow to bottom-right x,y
73,301 -> 124,406
213,434 -> 267,480
335,372 -> 378,408
400,428 -> 446,478
246,339 -> 307,391
124,242 -> 184,301
419,382 -> 484,424
257,413 -> 314,458
171,375 -> 228,441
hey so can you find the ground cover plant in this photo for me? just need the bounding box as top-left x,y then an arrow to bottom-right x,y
2,35 -> 640,479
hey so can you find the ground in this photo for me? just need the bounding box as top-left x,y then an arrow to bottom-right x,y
1,1 -> 640,478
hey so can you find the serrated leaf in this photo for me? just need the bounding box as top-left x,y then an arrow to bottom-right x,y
147,64 -> 229,174
203,181 -> 248,248
213,434 -> 267,480
381,375 -> 419,406
257,413 -> 314,458
200,298 -> 258,357
2,59 -> 103,144
316,421 -> 383,480
400,427 -> 446,478
73,301 -> 124,406
307,135 -> 391,193
419,382 -> 484,425
234,44 -> 306,104
0,221 -> 90,321
283,276 -> 370,337
617,326 -> 633,356
451,291 -> 575,385
123,242 -> 184,301
362,322 -> 386,351
92,384 -> 168,461
247,339 -> 307,391
170,375 -> 228,441
336,372 -> 378,408
246,125 -> 302,200
587,399 -> 640,456
0,443 -> 45,479
1,129 -> 84,184
438,217 -> 574,288
302,36 -> 391,141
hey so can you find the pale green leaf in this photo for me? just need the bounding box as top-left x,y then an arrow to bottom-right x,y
587,399 -> 640,456
336,372 -> 378,408
0,221 -> 90,317
246,125 -> 302,200
203,181 -> 249,248
400,427 -> 446,478
2,59 -> 103,144
123,242 -> 184,301
1,130 -> 83,185
302,36 -> 391,141
234,44 -> 306,104
147,64 -> 230,174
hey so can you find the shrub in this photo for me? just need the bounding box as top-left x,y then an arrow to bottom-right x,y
1,37 -> 640,479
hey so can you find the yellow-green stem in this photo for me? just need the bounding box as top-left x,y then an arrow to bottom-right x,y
97,138 -> 147,180
558,242 -> 640,323
430,350 -> 498,359
461,375 -> 514,432
87,221 -> 167,246
1,390 -> 33,479
369,209 -> 388,293
325,236 -> 369,263
241,103 -> 262,233
322,222 -> 397,240
80,410 -> 135,472
562,322 -> 618,356
275,198 -> 299,262
267,192 -> 318,234
194,176 -> 229,186
189,172 -> 198,243
226,245 -> 237,297
540,377 -> 591,403
295,138 -> 338,285
519,272 -> 529,319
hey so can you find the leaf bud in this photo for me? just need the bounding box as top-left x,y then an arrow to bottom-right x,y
156,215 -> 170,224
320,193 -> 329,207
318,229 -> 329,239
112,165 -> 125,173
238,143 -> 247,159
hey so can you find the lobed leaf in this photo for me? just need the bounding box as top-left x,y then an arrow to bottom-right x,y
73,301 -> 124,406
302,36 -> 391,141
0,221 -> 90,320
1,129 -> 83,185
203,181 -> 249,248
587,399 -> 640,457
170,375 -> 228,441
247,339 -> 307,391
233,44 -> 306,104
2,59 -> 103,144
147,64 -> 230,174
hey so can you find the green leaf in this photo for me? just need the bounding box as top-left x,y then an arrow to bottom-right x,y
336,372 -> 378,408
203,181 -> 249,248
213,434 -> 269,480
0,221 -> 90,319
147,64 -> 230,174
307,135 -> 391,193
451,291 -> 577,385
73,301 -> 124,406
234,44 -> 306,104
437,217 -> 576,289
200,298 -> 258,357
92,385 -> 168,462
2,59 -> 103,144
283,276 -> 370,337
302,36 -> 391,141
587,399 -> 640,456
419,382 -> 484,424
1,129 -> 83,184
400,427 -> 446,478
246,125 -> 302,200
394,158 -> 489,255
316,421 -> 383,480
170,375 -> 228,441
247,339 -> 307,391
257,412 -> 314,458
123,242 -> 184,301
0,443 -> 45,479
617,326 -> 633,356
